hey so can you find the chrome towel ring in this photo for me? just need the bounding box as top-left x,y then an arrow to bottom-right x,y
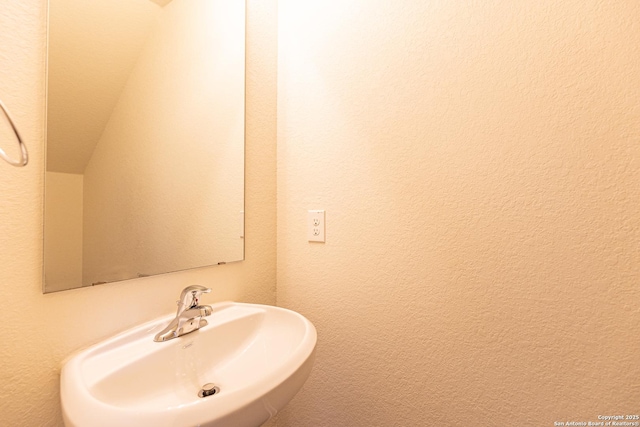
0,99 -> 28,167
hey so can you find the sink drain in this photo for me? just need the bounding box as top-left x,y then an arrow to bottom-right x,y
198,383 -> 220,398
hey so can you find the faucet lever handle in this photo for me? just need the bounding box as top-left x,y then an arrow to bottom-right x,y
178,285 -> 211,310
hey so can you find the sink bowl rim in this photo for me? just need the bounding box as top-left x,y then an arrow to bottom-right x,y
60,301 -> 317,427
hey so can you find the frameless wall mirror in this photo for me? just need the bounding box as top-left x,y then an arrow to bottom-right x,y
43,0 -> 245,293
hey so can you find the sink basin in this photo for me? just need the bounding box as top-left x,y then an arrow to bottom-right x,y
60,302 -> 317,427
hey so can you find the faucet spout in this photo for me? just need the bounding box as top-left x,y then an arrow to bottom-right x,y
154,285 -> 212,342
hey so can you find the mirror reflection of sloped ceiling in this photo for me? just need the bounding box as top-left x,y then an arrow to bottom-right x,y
47,0 -> 162,174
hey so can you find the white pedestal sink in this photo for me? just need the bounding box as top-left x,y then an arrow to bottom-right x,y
60,302 -> 317,427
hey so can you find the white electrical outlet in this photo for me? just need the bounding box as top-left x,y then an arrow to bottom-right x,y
307,210 -> 325,243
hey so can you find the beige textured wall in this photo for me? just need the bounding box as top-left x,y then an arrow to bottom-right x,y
276,1 -> 640,426
0,0 -> 276,425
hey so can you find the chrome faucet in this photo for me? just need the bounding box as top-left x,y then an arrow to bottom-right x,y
154,285 -> 213,342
